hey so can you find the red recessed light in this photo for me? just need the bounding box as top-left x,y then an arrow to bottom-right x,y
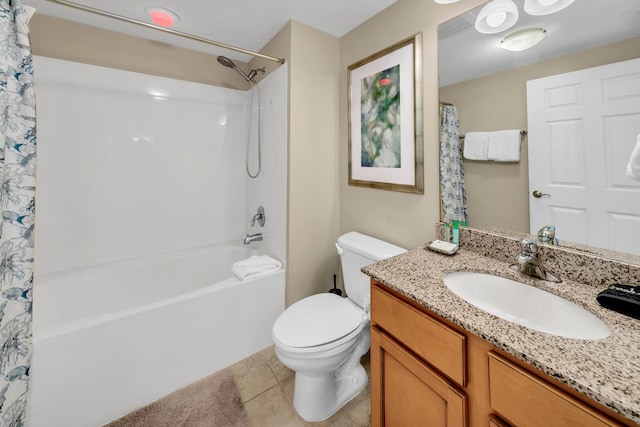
145,7 -> 179,28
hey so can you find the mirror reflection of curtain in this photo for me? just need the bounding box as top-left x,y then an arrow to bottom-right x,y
439,103 -> 467,223
0,1 -> 37,424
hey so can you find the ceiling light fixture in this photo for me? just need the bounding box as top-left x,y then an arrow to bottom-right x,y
434,0 -> 462,4
523,0 -> 575,16
145,6 -> 179,28
500,28 -> 547,51
475,0 -> 519,34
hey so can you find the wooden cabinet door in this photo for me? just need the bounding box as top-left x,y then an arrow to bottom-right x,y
489,414 -> 511,427
371,326 -> 467,427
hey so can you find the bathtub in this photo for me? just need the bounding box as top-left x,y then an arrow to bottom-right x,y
26,242 -> 285,427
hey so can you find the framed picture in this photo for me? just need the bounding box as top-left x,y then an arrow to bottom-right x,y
348,33 -> 423,194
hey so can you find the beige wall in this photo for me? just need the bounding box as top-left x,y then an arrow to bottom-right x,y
257,22 -> 342,305
339,0 -> 485,250
440,36 -> 640,233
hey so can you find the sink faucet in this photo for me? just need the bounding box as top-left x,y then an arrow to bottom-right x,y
537,225 -> 558,245
510,238 -> 561,283
243,233 -> 263,245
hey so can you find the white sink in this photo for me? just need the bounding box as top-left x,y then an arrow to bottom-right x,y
443,271 -> 611,340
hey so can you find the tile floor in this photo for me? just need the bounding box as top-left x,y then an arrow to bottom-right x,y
107,345 -> 371,427
232,346 -> 371,426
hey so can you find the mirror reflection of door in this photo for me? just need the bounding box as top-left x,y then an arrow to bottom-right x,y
527,58 -> 640,255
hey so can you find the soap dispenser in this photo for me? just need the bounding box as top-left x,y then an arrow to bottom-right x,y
443,222 -> 452,242
452,221 -> 459,245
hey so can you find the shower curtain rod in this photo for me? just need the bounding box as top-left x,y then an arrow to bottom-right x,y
45,0 -> 286,64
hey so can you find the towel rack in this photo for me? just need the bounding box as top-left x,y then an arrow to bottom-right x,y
459,130 -> 527,141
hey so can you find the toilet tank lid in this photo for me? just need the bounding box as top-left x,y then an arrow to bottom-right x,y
337,232 -> 406,261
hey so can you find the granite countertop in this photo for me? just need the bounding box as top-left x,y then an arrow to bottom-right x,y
362,247 -> 640,424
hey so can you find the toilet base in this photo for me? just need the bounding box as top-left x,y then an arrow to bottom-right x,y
292,360 -> 367,422
291,331 -> 371,422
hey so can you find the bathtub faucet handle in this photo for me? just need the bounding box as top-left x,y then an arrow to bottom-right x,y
251,206 -> 265,227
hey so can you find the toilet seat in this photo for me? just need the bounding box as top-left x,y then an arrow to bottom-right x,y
273,293 -> 364,349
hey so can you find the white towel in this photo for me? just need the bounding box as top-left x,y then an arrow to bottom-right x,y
232,255 -> 282,280
488,130 -> 521,162
462,132 -> 490,160
626,134 -> 640,182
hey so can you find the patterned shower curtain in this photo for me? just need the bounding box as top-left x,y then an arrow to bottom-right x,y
0,0 -> 37,425
439,103 -> 467,224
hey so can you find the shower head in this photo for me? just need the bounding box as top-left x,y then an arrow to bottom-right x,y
217,55 -> 255,84
217,55 -> 235,69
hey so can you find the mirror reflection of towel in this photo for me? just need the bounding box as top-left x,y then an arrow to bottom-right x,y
626,135 -> 640,182
463,132 -> 489,160
488,130 -> 521,162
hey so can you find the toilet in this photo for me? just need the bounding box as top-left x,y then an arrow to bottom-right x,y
272,231 -> 406,422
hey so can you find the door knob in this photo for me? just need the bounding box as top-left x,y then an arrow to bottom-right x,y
532,190 -> 550,198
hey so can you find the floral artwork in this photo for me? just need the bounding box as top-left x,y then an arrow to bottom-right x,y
360,65 -> 401,169
348,33 -> 423,194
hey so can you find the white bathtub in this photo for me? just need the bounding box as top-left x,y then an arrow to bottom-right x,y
26,242 -> 285,427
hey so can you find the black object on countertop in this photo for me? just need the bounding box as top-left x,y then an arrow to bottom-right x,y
596,284 -> 640,320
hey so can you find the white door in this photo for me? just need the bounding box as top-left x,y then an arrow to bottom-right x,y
527,58 -> 640,255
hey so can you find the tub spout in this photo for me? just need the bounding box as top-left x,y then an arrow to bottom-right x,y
243,233 -> 263,245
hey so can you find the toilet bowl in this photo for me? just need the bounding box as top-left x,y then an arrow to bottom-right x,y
272,232 -> 406,422
272,293 -> 370,422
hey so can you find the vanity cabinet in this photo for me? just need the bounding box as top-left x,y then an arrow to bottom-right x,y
370,280 -> 635,427
371,328 -> 466,426
371,283 -> 467,427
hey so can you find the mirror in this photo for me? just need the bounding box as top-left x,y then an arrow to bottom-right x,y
438,0 -> 640,263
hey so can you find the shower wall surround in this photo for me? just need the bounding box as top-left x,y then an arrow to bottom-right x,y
33,56 -> 287,275
245,67 -> 288,267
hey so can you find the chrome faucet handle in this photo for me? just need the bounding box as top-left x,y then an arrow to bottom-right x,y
537,225 -> 558,245
250,206 -> 265,227
520,238 -> 539,255
512,238 -> 562,283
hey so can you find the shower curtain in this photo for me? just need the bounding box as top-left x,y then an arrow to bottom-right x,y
0,1 -> 37,425
439,103 -> 467,224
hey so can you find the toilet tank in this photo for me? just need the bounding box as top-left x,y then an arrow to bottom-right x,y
336,232 -> 406,309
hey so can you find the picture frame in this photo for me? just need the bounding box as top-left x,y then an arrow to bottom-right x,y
348,33 -> 423,194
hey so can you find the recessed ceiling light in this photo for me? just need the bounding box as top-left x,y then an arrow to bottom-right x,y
144,6 -> 179,28
524,0 -> 575,16
475,0 -> 519,34
434,0 -> 462,4
500,28 -> 547,51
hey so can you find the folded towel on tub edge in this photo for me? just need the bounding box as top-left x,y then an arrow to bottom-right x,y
232,255 -> 283,280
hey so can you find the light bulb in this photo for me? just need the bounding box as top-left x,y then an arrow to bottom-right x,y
486,11 -> 507,27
